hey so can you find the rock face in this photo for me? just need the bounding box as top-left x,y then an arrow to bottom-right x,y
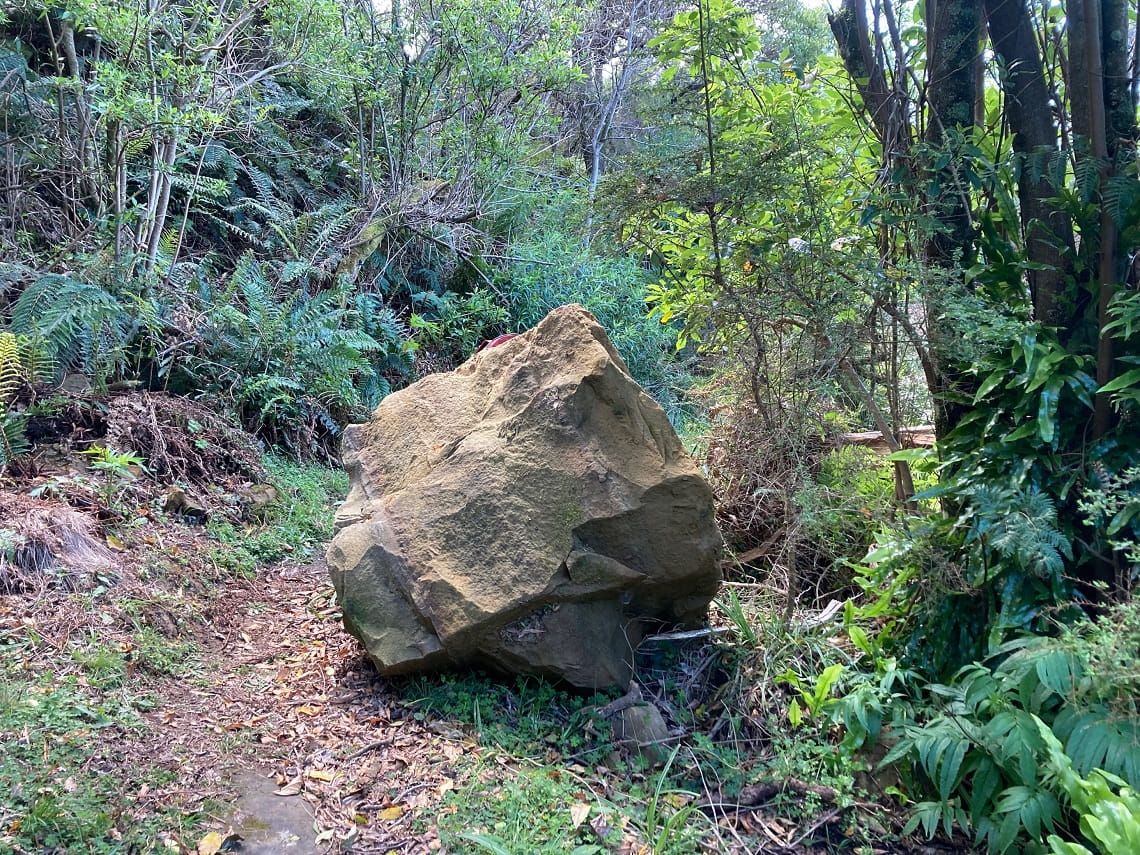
326,304 -> 721,689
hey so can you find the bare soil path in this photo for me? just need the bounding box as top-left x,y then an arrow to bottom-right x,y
153,559 -> 468,854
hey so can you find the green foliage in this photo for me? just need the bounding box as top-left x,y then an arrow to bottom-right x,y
634,747 -> 711,854
81,445 -> 146,510
881,662 -> 1062,852
183,255 -> 384,453
436,763 -> 607,854
1078,466 -> 1140,565
901,310 -> 1139,673
503,220 -> 692,421
402,671 -> 615,761
1040,718 -> 1140,855
131,625 -> 198,679
715,587 -> 758,646
206,456 -> 346,576
0,332 -> 31,469
0,658 -> 188,852
410,287 -> 511,362
855,600 -> 1140,854
434,745 -> 707,855
7,274 -> 131,383
796,446 -> 902,585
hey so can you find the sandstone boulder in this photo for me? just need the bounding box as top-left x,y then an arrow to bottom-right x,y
327,304 -> 721,689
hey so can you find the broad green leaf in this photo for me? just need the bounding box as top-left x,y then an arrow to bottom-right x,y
1099,367 -> 1140,393
1037,375 -> 1064,443
1004,422 -> 1038,443
975,369 -> 1008,401
787,698 -> 802,728
887,447 -> 929,462
848,625 -> 873,656
1106,503 -> 1139,536
938,737 -> 968,802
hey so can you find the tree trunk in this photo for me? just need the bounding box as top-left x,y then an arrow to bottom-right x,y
923,0 -> 981,264
983,0 -> 1077,328
923,0 -> 983,439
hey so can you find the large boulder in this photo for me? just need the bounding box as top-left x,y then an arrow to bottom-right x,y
327,304 -> 721,689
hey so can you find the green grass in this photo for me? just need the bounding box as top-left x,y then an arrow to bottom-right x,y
400,671 -> 617,761
402,672 -> 716,854
436,762 -> 608,854
432,750 -> 710,855
206,455 -> 347,576
0,659 -> 193,853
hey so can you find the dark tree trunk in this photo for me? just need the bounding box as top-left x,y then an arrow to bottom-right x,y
922,0 -> 983,439
983,0 -> 1077,328
923,0 -> 982,264
1101,0 -> 1137,158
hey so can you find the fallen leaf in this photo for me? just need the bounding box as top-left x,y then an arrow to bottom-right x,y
196,831 -> 222,855
590,814 -> 614,842
306,769 -> 335,782
570,802 -> 590,829
377,805 -> 404,821
274,777 -> 303,796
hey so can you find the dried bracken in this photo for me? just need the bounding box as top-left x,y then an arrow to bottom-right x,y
104,392 -> 264,486
0,492 -> 114,593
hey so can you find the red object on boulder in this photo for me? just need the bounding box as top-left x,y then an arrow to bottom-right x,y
476,333 -> 518,352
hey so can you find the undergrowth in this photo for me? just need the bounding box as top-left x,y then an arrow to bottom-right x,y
0,650 -> 199,852
402,672 -> 617,763
206,456 -> 346,576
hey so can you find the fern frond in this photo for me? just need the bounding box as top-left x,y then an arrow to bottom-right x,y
9,275 -> 127,377
0,412 -> 30,470
203,211 -> 270,248
0,333 -> 21,406
242,163 -> 280,215
1105,174 -> 1140,229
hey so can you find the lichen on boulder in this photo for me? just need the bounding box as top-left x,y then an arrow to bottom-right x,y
327,304 -> 721,689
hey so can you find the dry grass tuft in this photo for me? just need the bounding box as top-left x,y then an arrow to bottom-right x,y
0,492 -> 114,593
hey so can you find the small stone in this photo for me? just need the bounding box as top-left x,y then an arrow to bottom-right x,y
614,703 -> 672,766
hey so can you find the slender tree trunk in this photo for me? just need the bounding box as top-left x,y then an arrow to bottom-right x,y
924,0 -> 981,263
924,0 -> 984,439
145,135 -> 179,272
1079,0 -> 1118,440
983,0 -> 1077,327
